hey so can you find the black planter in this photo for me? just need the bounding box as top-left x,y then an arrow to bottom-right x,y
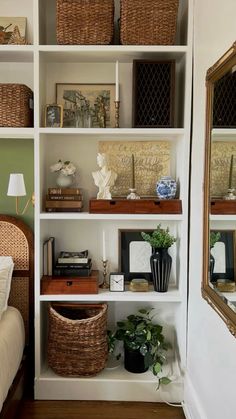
150,248 -> 172,292
124,346 -> 148,374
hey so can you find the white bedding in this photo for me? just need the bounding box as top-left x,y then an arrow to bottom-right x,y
0,306 -> 25,412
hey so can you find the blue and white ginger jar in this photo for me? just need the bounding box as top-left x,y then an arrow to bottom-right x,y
156,176 -> 177,199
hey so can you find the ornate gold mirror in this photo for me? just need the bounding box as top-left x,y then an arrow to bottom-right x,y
203,41 -> 236,337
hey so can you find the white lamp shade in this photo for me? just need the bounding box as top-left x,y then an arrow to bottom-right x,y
7,173 -> 26,196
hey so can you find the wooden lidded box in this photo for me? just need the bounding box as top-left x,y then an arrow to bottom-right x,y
41,270 -> 99,294
0,84 -> 33,127
133,60 -> 175,128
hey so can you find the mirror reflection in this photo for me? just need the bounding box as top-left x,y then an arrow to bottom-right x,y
203,41 -> 236,336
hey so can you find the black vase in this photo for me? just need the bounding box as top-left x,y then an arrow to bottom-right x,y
124,345 -> 148,374
150,248 -> 172,292
209,251 -> 215,282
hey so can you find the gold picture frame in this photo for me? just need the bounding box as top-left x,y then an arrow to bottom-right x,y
45,104 -> 63,128
56,83 -> 115,128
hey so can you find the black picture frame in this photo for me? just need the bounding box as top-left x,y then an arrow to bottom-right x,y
210,230 -> 236,282
119,229 -> 153,281
132,60 -> 175,128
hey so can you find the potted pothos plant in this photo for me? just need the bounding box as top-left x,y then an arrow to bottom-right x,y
141,224 -> 176,292
109,308 -> 172,388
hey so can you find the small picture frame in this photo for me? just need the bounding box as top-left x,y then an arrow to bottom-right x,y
45,104 -> 63,128
109,272 -> 125,292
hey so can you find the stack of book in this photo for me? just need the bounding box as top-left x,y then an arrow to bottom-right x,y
54,250 -> 92,277
45,187 -> 83,212
43,237 -> 55,276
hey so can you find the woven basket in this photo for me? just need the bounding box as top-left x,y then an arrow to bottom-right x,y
120,0 -> 179,45
56,0 -> 114,45
48,303 -> 108,377
0,84 -> 33,127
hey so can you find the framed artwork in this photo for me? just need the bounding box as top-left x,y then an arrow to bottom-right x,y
210,230 -> 236,282
210,142 -> 236,198
45,104 -> 63,128
99,140 -> 171,196
0,17 -> 26,44
119,229 -> 153,281
109,272 -> 125,292
56,83 -> 115,128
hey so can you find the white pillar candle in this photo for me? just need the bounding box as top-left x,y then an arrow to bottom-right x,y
102,230 -> 106,261
115,60 -> 119,101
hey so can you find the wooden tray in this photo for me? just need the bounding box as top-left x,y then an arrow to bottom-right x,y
211,200 -> 236,214
89,199 -> 182,214
41,270 -> 99,294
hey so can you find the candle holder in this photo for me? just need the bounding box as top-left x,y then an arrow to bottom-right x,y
127,188 -> 140,200
100,259 -> 109,289
224,188 -> 236,200
114,100 -> 120,128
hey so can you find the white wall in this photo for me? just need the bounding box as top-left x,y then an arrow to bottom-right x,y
186,1 -> 236,418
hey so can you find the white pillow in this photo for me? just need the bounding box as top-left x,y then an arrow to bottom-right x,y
0,256 -> 14,320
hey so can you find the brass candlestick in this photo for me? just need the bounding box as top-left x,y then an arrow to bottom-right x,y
127,154 -> 140,199
127,188 -> 140,199
225,155 -> 236,199
100,259 -> 109,289
114,101 -> 120,128
224,188 -> 236,200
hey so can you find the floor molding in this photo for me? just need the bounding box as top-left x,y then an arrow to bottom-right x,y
183,373 -> 207,419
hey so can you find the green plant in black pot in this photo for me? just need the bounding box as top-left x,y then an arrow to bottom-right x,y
141,224 -> 176,292
114,308 -> 171,388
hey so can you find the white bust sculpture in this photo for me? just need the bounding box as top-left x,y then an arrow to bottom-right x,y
92,153 -> 117,199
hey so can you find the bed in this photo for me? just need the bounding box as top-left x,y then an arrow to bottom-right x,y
0,215 -> 33,419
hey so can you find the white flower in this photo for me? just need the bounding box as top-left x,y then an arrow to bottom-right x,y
50,161 -> 63,173
50,160 -> 76,176
61,162 -> 76,176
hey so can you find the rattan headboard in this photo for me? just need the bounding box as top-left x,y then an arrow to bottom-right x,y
0,215 -> 34,344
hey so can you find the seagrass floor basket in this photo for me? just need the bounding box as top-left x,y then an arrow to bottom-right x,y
48,302 -> 108,377
56,0 -> 114,45
0,84 -> 33,127
120,0 -> 179,45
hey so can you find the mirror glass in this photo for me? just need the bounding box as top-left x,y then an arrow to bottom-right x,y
203,42 -> 236,336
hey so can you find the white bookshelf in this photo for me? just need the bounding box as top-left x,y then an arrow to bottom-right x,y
0,0 -> 193,402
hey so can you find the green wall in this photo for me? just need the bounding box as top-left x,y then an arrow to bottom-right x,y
0,138 -> 34,230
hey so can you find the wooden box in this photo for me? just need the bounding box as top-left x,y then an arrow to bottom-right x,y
211,200 -> 236,214
89,199 -> 182,214
41,270 -> 99,294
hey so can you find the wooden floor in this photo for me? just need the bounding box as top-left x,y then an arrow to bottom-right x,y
18,400 -> 185,419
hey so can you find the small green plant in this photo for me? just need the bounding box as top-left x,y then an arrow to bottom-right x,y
210,231 -> 221,248
113,308 -> 172,388
141,224 -> 176,249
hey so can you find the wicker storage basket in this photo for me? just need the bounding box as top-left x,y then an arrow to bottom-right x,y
48,302 -> 108,377
56,0 -> 114,45
0,84 -> 33,127
120,0 -> 179,45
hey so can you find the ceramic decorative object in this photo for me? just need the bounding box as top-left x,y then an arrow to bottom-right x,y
156,176 -> 177,199
92,153 -> 117,199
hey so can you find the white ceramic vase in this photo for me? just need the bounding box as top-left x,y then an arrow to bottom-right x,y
56,173 -> 73,188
